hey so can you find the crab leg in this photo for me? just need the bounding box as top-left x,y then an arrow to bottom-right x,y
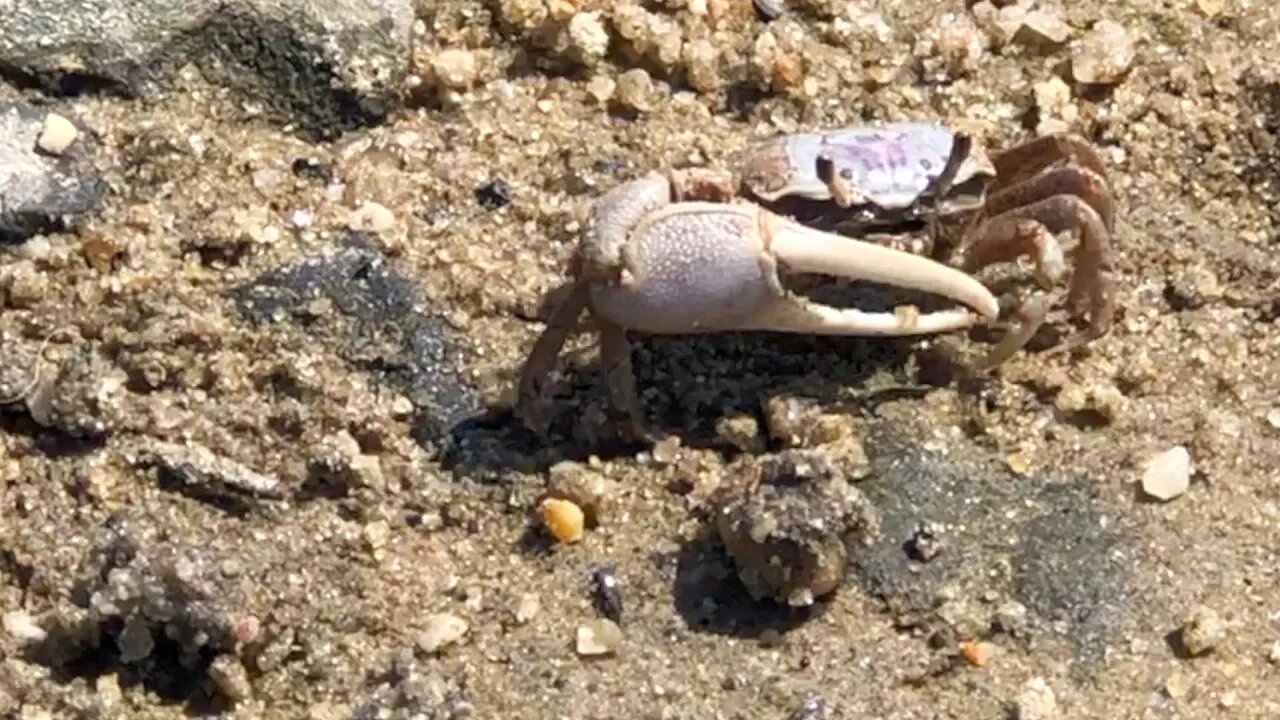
988,134 -> 1110,191
516,279 -> 591,434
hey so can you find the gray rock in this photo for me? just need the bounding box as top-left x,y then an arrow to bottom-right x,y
0,101 -> 105,243
0,0 -> 415,138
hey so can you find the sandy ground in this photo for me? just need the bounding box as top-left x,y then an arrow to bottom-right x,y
1,1 -> 1279,718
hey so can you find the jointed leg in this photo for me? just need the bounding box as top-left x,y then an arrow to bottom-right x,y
598,320 -> 647,440
984,166 -> 1115,232
988,134 -> 1110,192
955,194 -> 1114,362
516,280 -> 591,434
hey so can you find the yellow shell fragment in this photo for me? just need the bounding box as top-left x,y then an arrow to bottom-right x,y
539,498 -> 585,544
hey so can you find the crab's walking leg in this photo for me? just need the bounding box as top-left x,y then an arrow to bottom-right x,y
597,321 -> 647,440
956,195 -> 1114,356
971,295 -> 1051,372
984,166 -> 1115,232
987,134 -> 1111,191
516,280 -> 591,434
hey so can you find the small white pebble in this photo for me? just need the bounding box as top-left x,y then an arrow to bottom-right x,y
430,48 -> 478,90
576,618 -> 622,656
1141,445 -> 1191,501
1015,677 -> 1057,720
348,202 -> 396,233
3,610 -> 47,643
1268,640 -> 1280,663
616,68 -> 653,111
514,593 -> 540,624
418,613 -> 469,654
37,112 -> 79,155
568,12 -> 610,62
586,75 -> 616,103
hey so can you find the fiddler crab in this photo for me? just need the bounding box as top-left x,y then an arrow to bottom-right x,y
515,121 -> 1116,437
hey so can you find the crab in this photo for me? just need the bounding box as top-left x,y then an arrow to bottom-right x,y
515,121 -> 1116,437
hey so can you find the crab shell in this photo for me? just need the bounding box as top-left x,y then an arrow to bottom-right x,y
734,122 -> 998,224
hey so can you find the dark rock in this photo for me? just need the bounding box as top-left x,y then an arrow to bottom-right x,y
232,233 -> 481,453
712,449 -> 879,607
0,0 -> 415,139
290,156 -> 334,184
475,179 -> 513,210
0,101 -> 106,244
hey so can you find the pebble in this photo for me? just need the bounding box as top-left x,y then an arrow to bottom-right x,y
586,75 -> 616,103
36,112 -> 79,155
4,261 -> 49,307
514,593 -> 540,624
430,48 -> 479,90
208,655 -> 252,702
499,0 -> 547,30
1264,408 -> 1280,429
998,6 -> 1070,47
568,12 -> 610,63
959,639 -> 991,667
539,497 -> 585,544
1015,677 -> 1057,720
1072,20 -> 1136,85
683,39 -> 721,93
547,461 -> 615,527
1165,670 -> 1192,700
418,613 -> 469,654
117,616 -> 155,663
2,610 -> 46,643
347,201 -> 396,233
1194,0 -> 1223,17
576,618 -> 622,656
651,435 -> 681,464
475,178 -> 512,210
1269,640 -> 1280,663
616,68 -> 654,111
1141,446 -> 1191,501
993,600 -> 1030,636
715,414 -> 766,454
1180,605 -> 1225,656
1033,76 -> 1075,134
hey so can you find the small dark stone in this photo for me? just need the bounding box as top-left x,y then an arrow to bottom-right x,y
291,156 -> 333,184
475,179 -> 512,209
590,564 -> 624,624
